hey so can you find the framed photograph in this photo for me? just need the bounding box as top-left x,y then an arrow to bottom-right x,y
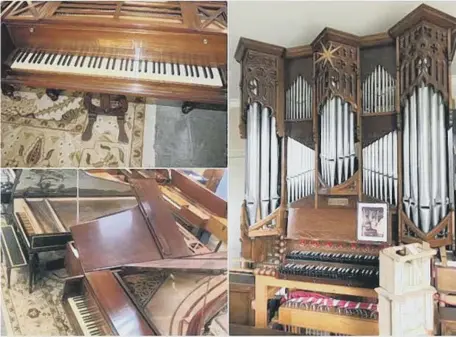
357,202 -> 388,243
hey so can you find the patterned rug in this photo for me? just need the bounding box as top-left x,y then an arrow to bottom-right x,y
1,87 -> 145,167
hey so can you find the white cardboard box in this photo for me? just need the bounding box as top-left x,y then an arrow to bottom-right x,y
379,242 -> 436,295
376,286 -> 436,336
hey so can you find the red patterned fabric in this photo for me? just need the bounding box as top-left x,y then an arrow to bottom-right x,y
282,290 -> 377,312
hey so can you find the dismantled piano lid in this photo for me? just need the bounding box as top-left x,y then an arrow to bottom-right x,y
71,178 -> 191,272
122,251 -> 227,273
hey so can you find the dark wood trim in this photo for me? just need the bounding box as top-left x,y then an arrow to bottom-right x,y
311,27 -> 360,49
359,32 -> 394,48
235,37 -> 285,63
4,71 -> 226,105
285,45 -> 312,59
389,3 -> 456,38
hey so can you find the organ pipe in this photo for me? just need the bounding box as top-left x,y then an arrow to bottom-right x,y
245,102 -> 281,226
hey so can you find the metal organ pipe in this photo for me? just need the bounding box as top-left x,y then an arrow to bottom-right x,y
361,66 -> 397,205
287,138 -> 314,203
245,102 -> 281,226
319,97 -> 355,187
260,107 -> 271,219
286,77 -> 312,120
362,66 -> 395,113
270,116 -> 280,213
246,103 -> 261,226
401,84 -> 449,233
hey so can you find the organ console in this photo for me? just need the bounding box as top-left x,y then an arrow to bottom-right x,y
1,1 -> 227,140
62,177 -> 227,336
235,4 -> 456,335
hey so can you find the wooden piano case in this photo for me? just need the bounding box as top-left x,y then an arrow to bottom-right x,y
1,1 -> 227,109
9,169 -> 138,292
62,253 -> 228,336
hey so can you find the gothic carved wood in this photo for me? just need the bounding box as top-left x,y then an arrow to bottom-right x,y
398,22 -> 450,105
240,50 -> 280,138
313,41 -> 359,111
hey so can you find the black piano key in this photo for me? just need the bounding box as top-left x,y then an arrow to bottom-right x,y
11,50 -> 22,63
57,54 -> 64,66
15,50 -> 23,63
144,60 -> 148,72
208,67 -> 214,79
189,65 -> 194,77
66,55 -> 73,66
87,56 -> 93,68
138,60 -> 142,72
32,51 -> 41,63
112,58 -> 116,70
80,56 -> 86,67
170,63 -> 175,75
19,51 -> 29,62
63,54 -> 70,65
74,55 -> 81,67
106,57 -> 111,69
163,63 -> 167,75
38,52 -> 46,63
157,62 -> 161,74
152,62 -> 156,73
120,58 -> 124,70
50,53 -> 58,64
176,63 -> 180,76
30,51 -> 39,63
194,66 -> 199,78
26,51 -> 36,63
202,66 -> 208,78
130,59 -> 134,72
97,57 -> 103,68
44,53 -> 53,65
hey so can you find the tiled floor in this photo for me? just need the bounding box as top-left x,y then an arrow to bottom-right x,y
154,105 -> 227,168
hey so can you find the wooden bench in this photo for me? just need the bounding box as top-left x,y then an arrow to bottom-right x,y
1,225 -> 27,288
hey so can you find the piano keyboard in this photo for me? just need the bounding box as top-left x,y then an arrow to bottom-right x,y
10,49 -> 224,87
16,211 -> 36,237
68,295 -> 104,336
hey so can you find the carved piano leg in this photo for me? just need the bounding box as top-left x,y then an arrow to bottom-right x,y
83,93 -> 129,143
81,112 -> 97,142
45,89 -> 62,101
182,101 -> 195,114
117,116 -> 129,144
2,83 -> 16,99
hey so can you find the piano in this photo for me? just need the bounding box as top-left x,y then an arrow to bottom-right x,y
122,169 -> 228,245
9,169 -> 139,292
62,177 -> 227,336
1,1 -> 227,139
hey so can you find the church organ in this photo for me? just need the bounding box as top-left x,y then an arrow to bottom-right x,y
236,4 -> 456,335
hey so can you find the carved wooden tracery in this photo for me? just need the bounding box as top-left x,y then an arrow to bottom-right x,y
398,21 -> 450,105
239,50 -> 280,138
313,41 -> 359,110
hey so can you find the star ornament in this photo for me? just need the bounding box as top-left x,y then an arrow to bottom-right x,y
315,42 -> 341,68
